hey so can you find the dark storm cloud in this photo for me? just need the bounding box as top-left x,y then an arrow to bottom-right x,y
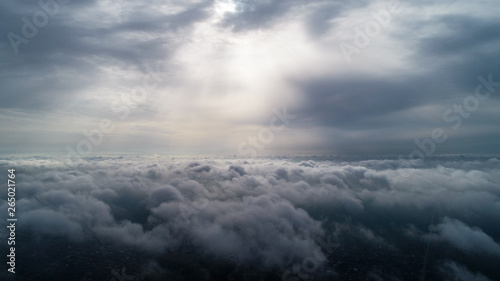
279,1 -> 500,154
290,62 -> 500,154
292,76 -> 425,129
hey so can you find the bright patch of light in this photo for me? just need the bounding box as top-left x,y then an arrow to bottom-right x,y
214,0 -> 236,18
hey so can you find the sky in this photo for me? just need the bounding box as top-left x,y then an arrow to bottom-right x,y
1,0 -> 499,156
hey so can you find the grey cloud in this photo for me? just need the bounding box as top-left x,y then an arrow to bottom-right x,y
1,0 -> 499,155
148,185 -> 183,206
221,0 -> 305,31
430,217 -> 500,257
304,2 -> 343,38
0,0 -> 211,112
95,220 -> 174,253
417,15 -> 500,58
0,155 -> 499,280
151,194 -> 324,267
222,0 -> 366,33
20,208 -> 84,241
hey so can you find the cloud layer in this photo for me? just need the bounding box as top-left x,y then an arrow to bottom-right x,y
0,155 -> 499,280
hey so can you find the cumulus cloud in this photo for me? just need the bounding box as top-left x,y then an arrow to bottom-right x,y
430,217 -> 500,257
0,155 -> 499,280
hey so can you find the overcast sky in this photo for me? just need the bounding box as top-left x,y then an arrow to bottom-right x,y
1,0 -> 499,156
